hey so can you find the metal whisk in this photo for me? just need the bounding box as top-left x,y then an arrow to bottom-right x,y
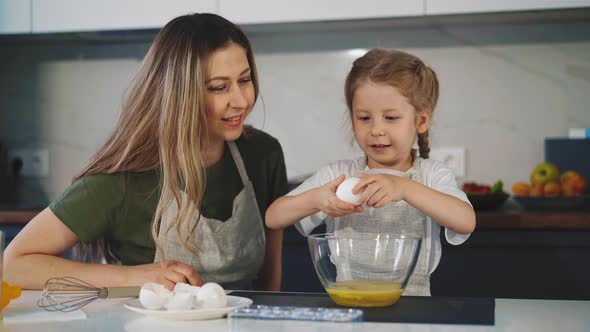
37,277 -> 140,312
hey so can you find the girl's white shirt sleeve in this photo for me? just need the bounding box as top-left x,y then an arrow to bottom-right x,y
423,159 -> 472,245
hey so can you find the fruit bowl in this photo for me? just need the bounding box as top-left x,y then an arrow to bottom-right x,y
463,180 -> 509,210
307,230 -> 421,307
466,192 -> 510,211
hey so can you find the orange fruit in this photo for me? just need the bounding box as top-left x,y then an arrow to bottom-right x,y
530,184 -> 544,197
511,182 -> 531,196
560,171 -> 587,197
543,181 -> 561,197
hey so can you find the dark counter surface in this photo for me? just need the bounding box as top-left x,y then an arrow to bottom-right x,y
475,210 -> 590,230
0,208 -> 42,224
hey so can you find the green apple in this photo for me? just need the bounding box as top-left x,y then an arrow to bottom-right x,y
530,162 -> 560,186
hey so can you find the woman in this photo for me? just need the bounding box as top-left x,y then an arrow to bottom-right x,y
4,13 -> 287,291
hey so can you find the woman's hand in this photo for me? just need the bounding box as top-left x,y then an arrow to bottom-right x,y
354,173 -> 410,208
125,261 -> 203,290
314,175 -> 363,217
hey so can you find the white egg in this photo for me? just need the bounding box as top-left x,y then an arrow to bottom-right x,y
165,291 -> 194,310
174,282 -> 200,296
173,282 -> 192,293
173,282 -> 201,308
139,282 -> 172,310
336,177 -> 363,205
196,282 -> 226,308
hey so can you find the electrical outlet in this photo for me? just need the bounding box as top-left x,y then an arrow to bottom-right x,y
429,147 -> 466,177
8,148 -> 49,177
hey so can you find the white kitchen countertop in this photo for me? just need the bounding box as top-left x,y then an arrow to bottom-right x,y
1,291 -> 589,332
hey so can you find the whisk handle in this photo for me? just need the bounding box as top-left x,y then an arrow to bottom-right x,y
104,286 -> 141,298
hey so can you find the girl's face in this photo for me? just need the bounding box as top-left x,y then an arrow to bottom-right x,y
352,80 -> 429,171
205,42 -> 255,146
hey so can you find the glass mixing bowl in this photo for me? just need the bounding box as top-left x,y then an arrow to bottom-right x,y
308,231 -> 421,307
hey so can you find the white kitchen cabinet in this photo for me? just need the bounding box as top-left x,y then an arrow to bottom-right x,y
0,0 -> 31,34
426,0 -> 590,15
32,0 -> 217,33
219,0 -> 424,25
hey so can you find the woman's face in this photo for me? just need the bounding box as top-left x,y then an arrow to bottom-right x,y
205,42 -> 255,146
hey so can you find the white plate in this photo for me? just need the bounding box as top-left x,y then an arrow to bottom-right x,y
124,295 -> 253,321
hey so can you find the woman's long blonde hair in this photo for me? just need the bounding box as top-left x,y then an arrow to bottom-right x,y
74,13 -> 259,262
344,48 -> 439,159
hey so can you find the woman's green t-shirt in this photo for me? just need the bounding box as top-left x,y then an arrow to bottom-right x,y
49,129 -> 288,265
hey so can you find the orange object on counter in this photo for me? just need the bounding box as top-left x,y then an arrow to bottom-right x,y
511,182 -> 531,196
561,171 -> 587,197
1,281 -> 22,309
543,181 -> 561,197
530,184 -> 544,197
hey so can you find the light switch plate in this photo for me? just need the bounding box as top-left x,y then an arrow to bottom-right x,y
8,148 -> 49,177
429,147 -> 466,177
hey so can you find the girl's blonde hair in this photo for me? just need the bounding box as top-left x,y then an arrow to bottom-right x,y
74,13 -> 259,262
344,48 -> 439,159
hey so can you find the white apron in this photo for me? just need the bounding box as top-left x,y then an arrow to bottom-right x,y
154,142 -> 266,290
328,159 -> 431,296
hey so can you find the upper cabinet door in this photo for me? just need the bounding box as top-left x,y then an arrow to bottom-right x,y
426,0 -> 590,15
32,0 -> 217,33
0,0 -> 32,34
219,0 -> 424,25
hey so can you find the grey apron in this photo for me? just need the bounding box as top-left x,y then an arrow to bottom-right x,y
329,159 -> 431,296
154,142 -> 266,290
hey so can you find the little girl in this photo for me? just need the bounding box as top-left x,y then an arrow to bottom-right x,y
266,48 -> 476,296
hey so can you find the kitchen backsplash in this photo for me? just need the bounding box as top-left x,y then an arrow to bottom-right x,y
1,20 -> 589,203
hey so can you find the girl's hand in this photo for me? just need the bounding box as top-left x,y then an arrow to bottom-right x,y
354,173 -> 409,208
314,175 -> 363,217
126,261 -> 203,290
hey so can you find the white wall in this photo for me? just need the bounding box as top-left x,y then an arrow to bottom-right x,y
251,42 -> 590,184
1,21 -> 589,204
